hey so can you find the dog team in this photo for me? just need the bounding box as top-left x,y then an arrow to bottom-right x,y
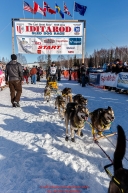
44,84 -> 128,193
44,85 -> 115,142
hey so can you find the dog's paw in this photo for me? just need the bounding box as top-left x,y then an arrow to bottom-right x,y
65,136 -> 69,141
80,131 -> 83,137
71,138 -> 75,142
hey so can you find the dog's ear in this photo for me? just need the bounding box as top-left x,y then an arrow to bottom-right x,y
108,106 -> 112,110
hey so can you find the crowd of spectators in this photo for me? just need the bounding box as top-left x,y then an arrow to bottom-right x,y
105,59 -> 128,73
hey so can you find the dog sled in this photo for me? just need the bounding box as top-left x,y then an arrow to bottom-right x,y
47,75 -> 58,93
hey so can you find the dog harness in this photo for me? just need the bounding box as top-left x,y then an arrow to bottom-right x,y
104,163 -> 128,193
90,122 -> 112,135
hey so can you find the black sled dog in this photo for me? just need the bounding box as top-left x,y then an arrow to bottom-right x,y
106,125 -> 128,193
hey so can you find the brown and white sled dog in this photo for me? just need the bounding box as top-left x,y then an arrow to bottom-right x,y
90,106 -> 115,140
73,94 -> 88,106
65,103 -> 89,142
61,87 -> 73,104
55,95 -> 66,118
107,125 -> 128,193
44,85 -> 51,102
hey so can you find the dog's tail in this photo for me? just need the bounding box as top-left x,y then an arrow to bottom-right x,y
113,125 -> 126,173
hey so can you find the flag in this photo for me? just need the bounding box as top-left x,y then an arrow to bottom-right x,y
43,2 -> 56,14
64,2 -> 72,17
55,3 -> 64,19
74,2 -> 87,16
34,1 -> 46,16
23,1 -> 34,13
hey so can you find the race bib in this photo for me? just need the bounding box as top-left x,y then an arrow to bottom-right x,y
50,67 -> 56,75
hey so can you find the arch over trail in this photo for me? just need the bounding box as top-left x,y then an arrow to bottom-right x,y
12,18 -> 86,62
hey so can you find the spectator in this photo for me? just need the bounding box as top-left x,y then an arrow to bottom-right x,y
5,54 -> 23,107
77,65 -> 81,83
0,67 -> 3,75
80,63 -> 87,87
115,59 -> 123,74
40,67 -> 43,78
37,67 -> 41,82
30,65 -> 37,84
68,67 -> 72,81
57,66 -> 61,81
23,67 -> 29,84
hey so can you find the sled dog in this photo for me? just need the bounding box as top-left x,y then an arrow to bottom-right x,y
73,94 -> 88,106
90,106 -> 115,140
44,85 -> 51,102
107,125 -> 128,193
65,103 -> 89,142
55,95 -> 66,118
61,87 -> 73,103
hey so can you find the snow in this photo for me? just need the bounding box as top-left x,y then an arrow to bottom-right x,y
0,78 -> 128,193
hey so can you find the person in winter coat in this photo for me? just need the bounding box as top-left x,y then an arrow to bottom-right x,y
5,54 -> 23,107
48,62 -> 57,82
57,66 -> 61,81
80,63 -> 87,87
23,67 -> 29,84
37,67 -> 41,82
30,66 -> 37,84
68,68 -> 72,80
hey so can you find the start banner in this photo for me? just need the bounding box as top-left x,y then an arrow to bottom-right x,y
16,37 -> 82,54
0,73 -> 5,87
15,21 -> 83,36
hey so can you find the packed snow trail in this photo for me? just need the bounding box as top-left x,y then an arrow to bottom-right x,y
0,78 -> 128,193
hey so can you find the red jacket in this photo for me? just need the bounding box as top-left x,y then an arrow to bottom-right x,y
30,68 -> 37,75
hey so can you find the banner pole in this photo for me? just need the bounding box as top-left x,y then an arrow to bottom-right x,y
33,1 -> 34,19
73,1 -> 75,20
23,0 -> 25,18
12,19 -> 15,54
42,1 -> 44,19
82,21 -> 86,64
55,2 -> 56,20
63,1 -> 65,20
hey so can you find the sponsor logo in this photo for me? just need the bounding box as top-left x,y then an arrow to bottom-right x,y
66,47 -> 75,49
38,45 -> 61,50
25,25 -> 71,33
74,27 -> 80,32
74,32 -> 80,35
37,50 -> 41,54
56,50 -> 62,53
56,40 -> 68,43
17,24 -> 24,34
69,38 -> 81,45
23,45 -> 32,49
44,39 -> 55,43
68,51 -> 74,53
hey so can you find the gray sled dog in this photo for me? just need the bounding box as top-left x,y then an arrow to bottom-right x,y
73,94 -> 88,106
61,87 -> 73,103
65,103 -> 89,142
44,85 -> 51,102
55,95 -> 66,118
